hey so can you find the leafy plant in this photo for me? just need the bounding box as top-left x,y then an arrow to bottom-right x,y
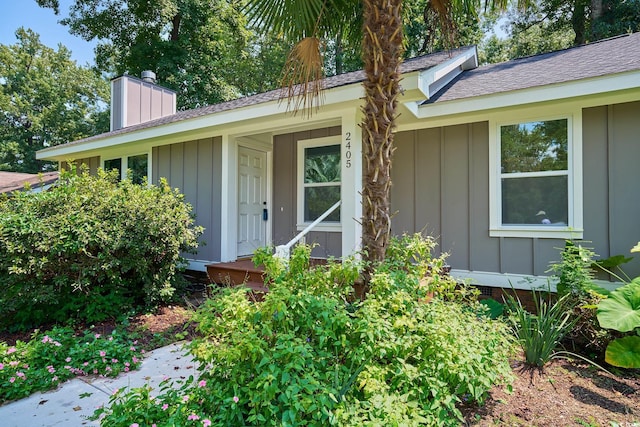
0,164 -> 203,329
96,238 -> 515,426
548,240 -> 614,357
0,327 -> 144,403
504,289 -> 578,368
597,278 -> 640,368
480,298 -> 505,319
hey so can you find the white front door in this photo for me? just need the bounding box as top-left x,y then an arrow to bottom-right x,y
237,146 -> 268,257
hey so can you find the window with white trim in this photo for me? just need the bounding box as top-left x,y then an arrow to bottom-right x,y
490,114 -> 583,238
297,138 -> 341,229
103,153 -> 149,185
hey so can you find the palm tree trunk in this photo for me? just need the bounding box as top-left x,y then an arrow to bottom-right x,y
361,0 -> 403,283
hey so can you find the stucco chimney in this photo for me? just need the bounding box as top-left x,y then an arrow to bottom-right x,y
110,72 -> 176,131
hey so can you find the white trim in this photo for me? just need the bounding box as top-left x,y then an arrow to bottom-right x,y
415,72 -> 640,120
220,134 -> 237,262
296,135 -> 342,230
451,269 -> 624,292
488,107 -> 583,239
186,260 -> 208,272
37,94 -> 360,161
340,110 -> 363,257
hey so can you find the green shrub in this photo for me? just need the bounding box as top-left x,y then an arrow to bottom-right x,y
549,240 -> 613,356
0,165 -> 202,329
96,237 -> 515,426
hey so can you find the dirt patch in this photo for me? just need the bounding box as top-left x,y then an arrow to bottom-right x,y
463,358 -> 640,426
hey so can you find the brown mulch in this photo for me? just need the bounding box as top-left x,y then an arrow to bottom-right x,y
463,357 -> 640,426
0,305 -> 198,351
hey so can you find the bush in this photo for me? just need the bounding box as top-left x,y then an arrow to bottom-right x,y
96,237 -> 515,426
0,165 -> 202,329
549,240 -> 613,357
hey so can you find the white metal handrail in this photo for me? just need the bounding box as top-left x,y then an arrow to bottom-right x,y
275,200 -> 341,261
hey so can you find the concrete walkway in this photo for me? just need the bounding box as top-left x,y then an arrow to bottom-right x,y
0,342 -> 198,426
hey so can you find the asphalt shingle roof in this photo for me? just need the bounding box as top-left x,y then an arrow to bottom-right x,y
0,171 -> 59,194
42,47 -> 468,151
427,32 -> 640,104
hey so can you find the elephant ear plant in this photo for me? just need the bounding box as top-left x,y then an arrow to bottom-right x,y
596,242 -> 640,369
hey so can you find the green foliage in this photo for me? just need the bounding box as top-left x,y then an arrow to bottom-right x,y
597,279 -> 640,368
479,298 -> 505,319
504,289 -> 578,368
597,279 -> 640,333
550,240 -> 599,300
591,0 -> 640,41
0,327 -> 143,403
38,0 -> 292,109
0,28 -> 109,172
551,241 -> 611,353
97,237 -> 515,426
604,336 -> 640,369
0,166 -> 202,329
481,0 -> 640,65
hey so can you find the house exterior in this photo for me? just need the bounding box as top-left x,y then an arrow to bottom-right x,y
37,33 -> 640,291
0,171 -> 59,194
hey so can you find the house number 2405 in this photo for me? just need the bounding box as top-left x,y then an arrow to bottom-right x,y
344,132 -> 352,168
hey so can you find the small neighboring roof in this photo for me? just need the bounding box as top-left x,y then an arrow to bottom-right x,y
0,171 -> 59,194
427,32 -> 640,104
38,46 -> 471,153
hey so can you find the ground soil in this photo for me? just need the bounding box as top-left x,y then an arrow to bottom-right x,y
462,357 -> 640,427
2,304 -> 639,426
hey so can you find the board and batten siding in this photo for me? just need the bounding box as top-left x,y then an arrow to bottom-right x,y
582,101 -> 640,279
392,123 -> 572,279
391,101 -> 640,281
273,126 -> 342,259
62,157 -> 100,175
152,137 -> 222,262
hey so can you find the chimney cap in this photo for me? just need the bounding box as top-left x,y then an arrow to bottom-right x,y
141,70 -> 156,84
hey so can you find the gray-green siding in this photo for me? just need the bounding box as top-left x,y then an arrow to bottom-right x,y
390,101 -> 640,279
152,137 -> 223,262
273,126 -> 342,258
62,157 -> 100,175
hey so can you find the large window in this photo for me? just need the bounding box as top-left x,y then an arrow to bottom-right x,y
128,154 -> 148,185
298,138 -> 341,228
103,153 -> 149,185
490,114 -> 582,238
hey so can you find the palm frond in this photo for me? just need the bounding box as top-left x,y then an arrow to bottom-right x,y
280,37 -> 325,117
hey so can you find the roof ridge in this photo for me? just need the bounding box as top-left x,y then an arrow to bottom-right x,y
491,32 -> 635,65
